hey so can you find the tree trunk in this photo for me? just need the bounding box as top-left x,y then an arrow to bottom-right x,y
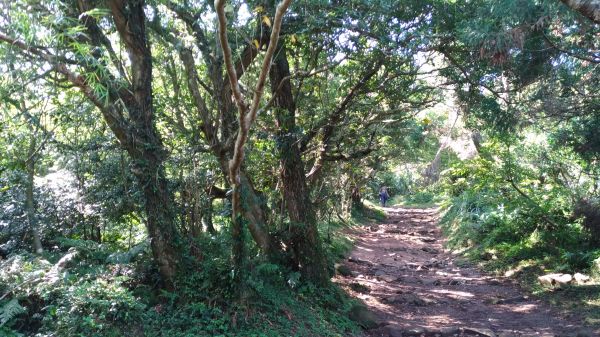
423,144 -> 447,185
182,179 -> 202,237
171,6 -> 284,262
75,152 -> 101,242
217,157 -> 278,256
201,197 -> 215,234
560,0 -> 600,24
108,0 -> 180,288
0,0 -> 182,288
25,135 -> 43,254
131,147 -> 179,288
270,44 -> 329,286
351,185 -> 362,210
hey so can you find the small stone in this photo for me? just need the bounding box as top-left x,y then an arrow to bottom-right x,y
335,263 -> 353,277
421,237 -> 437,243
383,325 -> 404,337
383,295 -> 401,303
440,327 -> 460,337
486,296 -> 527,305
391,246 -> 408,252
463,327 -> 496,337
348,256 -> 371,265
497,296 -> 527,304
488,279 -> 502,285
538,274 -> 555,286
349,282 -> 370,294
424,327 -> 443,336
538,273 -> 573,287
380,274 -> 398,283
420,278 -> 441,286
573,272 -> 590,285
497,332 -> 518,337
573,328 -> 595,337
375,269 -> 386,276
447,279 -> 462,286
427,259 -> 445,268
348,304 -> 379,329
480,251 -> 495,261
486,297 -> 502,305
384,293 -> 429,306
554,273 -> 573,284
422,247 -> 440,254
403,327 -> 426,336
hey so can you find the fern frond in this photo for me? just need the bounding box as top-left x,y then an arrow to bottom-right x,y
0,299 -> 26,327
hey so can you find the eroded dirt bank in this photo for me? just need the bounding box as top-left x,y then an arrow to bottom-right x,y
335,207 -> 595,337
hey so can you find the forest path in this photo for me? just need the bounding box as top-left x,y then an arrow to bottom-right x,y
336,206 -> 592,337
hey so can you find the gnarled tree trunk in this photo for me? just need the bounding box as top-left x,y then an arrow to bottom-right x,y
270,44 -> 329,286
105,0 -> 181,288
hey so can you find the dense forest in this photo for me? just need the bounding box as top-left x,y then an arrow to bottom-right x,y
0,0 -> 599,336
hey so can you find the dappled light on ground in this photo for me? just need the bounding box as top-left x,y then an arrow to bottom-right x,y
430,289 -> 475,299
335,206 -> 593,337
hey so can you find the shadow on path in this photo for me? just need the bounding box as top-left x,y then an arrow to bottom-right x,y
335,206 -> 593,337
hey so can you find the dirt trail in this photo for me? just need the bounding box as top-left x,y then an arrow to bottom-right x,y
336,206 -> 593,337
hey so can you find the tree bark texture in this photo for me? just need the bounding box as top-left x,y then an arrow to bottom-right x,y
176,24 -> 279,259
106,0 -> 180,288
351,185 -> 362,209
216,157 -> 279,256
26,135 -> 43,254
270,44 -> 329,286
134,159 -> 179,287
560,0 -> 600,24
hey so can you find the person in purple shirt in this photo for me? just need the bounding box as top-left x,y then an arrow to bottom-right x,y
379,186 -> 389,207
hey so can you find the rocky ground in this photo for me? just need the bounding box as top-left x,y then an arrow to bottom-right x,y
335,207 -> 596,337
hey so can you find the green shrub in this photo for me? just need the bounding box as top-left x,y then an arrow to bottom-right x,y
50,278 -> 146,336
439,148 -> 598,275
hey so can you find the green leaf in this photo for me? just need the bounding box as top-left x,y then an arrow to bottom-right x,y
0,299 -> 26,327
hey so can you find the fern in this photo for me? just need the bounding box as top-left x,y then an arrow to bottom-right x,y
106,240 -> 149,264
0,299 -> 26,327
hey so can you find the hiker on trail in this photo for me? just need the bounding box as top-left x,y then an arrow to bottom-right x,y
379,186 -> 389,207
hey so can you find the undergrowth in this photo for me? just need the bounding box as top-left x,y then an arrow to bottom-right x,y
437,152 -> 600,328
0,222 -> 364,337
390,188 -> 443,208
351,200 -> 386,223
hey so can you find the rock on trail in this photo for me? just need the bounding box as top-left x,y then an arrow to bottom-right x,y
334,206 -> 595,337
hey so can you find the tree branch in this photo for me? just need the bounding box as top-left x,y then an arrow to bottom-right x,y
76,0 -> 130,82
507,178 -> 560,229
0,31 -> 130,144
439,48 -> 510,105
215,0 -> 291,268
542,31 -> 600,63
304,59 -> 383,181
216,0 -> 292,185
262,59 -> 343,112
560,0 -> 600,24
